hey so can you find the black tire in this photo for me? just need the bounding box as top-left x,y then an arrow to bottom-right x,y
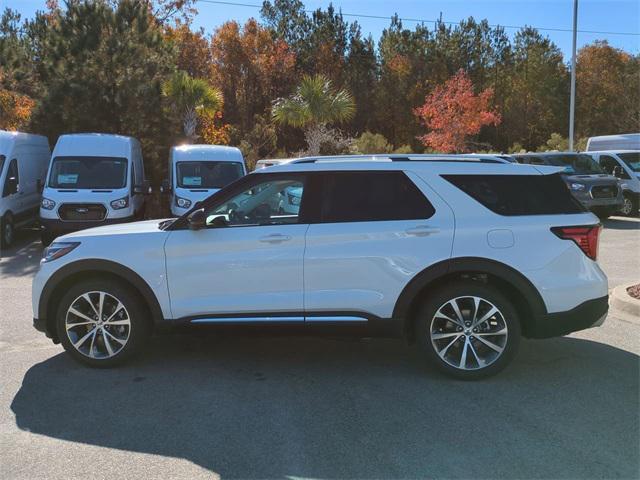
40,230 -> 55,247
414,281 -> 521,380
56,278 -> 151,367
620,193 -> 638,217
592,206 -> 613,220
1,213 -> 14,249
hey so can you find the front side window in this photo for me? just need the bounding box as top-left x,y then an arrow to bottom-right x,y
2,158 -> 18,197
618,152 -> 640,172
0,155 -> 5,179
206,177 -> 305,227
319,171 -> 435,223
48,156 -> 128,189
177,161 -> 244,189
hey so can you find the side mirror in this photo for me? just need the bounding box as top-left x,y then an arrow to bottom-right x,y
187,208 -> 206,230
37,179 -> 44,193
7,177 -> 18,195
210,215 -> 228,228
133,180 -> 152,195
160,179 -> 171,194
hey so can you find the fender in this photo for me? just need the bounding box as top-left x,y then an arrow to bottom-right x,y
38,258 -> 164,325
392,257 -> 547,320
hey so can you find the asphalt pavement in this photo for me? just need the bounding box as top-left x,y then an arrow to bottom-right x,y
1,217 -> 638,479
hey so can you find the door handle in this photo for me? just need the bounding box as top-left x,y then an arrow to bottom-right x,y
259,234 -> 292,243
405,225 -> 439,236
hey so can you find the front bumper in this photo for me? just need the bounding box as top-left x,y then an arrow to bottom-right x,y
40,215 -> 135,236
529,295 -> 609,338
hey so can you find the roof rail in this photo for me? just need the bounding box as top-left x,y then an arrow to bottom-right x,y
289,154 -> 507,164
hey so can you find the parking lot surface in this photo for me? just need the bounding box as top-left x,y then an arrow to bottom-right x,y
1,217 -> 639,479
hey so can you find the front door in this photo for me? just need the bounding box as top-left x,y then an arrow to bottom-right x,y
164,173 -> 310,320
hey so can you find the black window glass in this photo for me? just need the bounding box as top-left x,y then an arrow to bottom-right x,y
618,152 -> 640,172
443,173 -> 586,216
3,158 -> 19,197
177,161 -> 244,189
49,156 -> 128,189
320,171 -> 435,223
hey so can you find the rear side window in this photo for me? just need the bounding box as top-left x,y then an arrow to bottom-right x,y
443,173 -> 586,216
319,171 -> 435,223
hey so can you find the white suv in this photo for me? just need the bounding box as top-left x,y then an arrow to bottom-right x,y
32,155 -> 609,379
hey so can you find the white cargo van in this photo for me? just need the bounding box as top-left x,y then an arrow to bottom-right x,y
163,145 -> 246,217
40,133 -> 149,245
0,130 -> 50,248
589,150 -> 640,216
586,134 -> 640,152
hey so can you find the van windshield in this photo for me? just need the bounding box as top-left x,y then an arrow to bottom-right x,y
618,152 -> 640,172
176,161 -> 244,188
49,156 -> 128,189
541,154 -> 605,175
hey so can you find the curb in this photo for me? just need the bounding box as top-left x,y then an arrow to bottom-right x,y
610,283 -> 640,320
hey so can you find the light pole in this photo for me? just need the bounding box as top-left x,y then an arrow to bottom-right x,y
569,0 -> 578,151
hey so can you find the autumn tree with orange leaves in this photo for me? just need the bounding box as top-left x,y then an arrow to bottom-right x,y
414,70 -> 501,153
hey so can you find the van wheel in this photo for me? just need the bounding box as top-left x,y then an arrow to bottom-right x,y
56,278 -> 151,367
1,214 -> 14,249
41,231 -> 55,247
414,281 -> 521,380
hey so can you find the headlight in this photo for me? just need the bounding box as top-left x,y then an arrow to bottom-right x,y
41,197 -> 56,210
42,242 -> 80,264
569,183 -> 586,191
110,196 -> 129,210
176,196 -> 192,209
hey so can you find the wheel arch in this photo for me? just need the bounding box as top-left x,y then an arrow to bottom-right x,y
393,257 -> 547,342
40,259 -> 164,342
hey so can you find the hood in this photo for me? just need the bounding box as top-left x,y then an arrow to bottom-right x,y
561,173 -> 619,186
58,219 -> 169,240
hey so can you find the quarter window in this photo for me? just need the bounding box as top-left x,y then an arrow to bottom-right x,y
319,171 -> 435,223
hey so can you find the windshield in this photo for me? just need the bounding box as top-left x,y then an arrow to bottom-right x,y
543,154 -> 605,175
618,152 -> 640,172
176,161 -> 244,189
49,156 -> 128,189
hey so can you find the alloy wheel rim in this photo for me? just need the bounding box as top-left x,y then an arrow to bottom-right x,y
430,296 -> 508,370
65,291 -> 131,359
621,198 -> 632,216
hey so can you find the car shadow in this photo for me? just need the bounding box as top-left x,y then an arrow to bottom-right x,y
0,228 -> 42,277
603,216 -> 640,230
10,334 -> 640,479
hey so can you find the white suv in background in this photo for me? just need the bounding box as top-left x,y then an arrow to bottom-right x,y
32,155 -> 608,379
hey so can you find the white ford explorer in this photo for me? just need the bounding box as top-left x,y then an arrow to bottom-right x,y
32,155 -> 609,379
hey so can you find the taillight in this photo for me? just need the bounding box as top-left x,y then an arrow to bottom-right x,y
551,225 -> 601,261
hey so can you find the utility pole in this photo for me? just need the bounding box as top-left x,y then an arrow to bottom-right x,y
569,0 -> 578,151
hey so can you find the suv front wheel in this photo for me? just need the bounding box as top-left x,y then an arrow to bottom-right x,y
415,281 -> 521,379
56,279 -> 150,367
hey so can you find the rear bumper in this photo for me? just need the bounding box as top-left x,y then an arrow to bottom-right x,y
529,295 -> 609,338
40,216 -> 135,236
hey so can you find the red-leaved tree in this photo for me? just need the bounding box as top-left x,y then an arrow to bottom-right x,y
414,70 -> 501,152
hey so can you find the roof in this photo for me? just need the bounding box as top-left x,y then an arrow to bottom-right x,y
0,130 -> 49,153
288,153 -> 512,164
170,144 -> 243,162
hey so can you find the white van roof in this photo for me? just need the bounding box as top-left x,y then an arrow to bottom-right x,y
586,133 -> 640,151
0,130 -> 49,154
53,133 -> 138,158
171,144 -> 243,162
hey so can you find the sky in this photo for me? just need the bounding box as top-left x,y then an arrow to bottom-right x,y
3,0 -> 640,59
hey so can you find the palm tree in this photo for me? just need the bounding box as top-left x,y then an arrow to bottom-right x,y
162,71 -> 223,140
272,74 -> 355,155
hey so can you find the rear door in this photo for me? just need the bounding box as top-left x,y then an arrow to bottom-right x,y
303,170 -> 455,320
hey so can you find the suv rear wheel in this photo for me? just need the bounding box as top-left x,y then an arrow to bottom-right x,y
56,279 -> 150,367
415,281 -> 521,379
